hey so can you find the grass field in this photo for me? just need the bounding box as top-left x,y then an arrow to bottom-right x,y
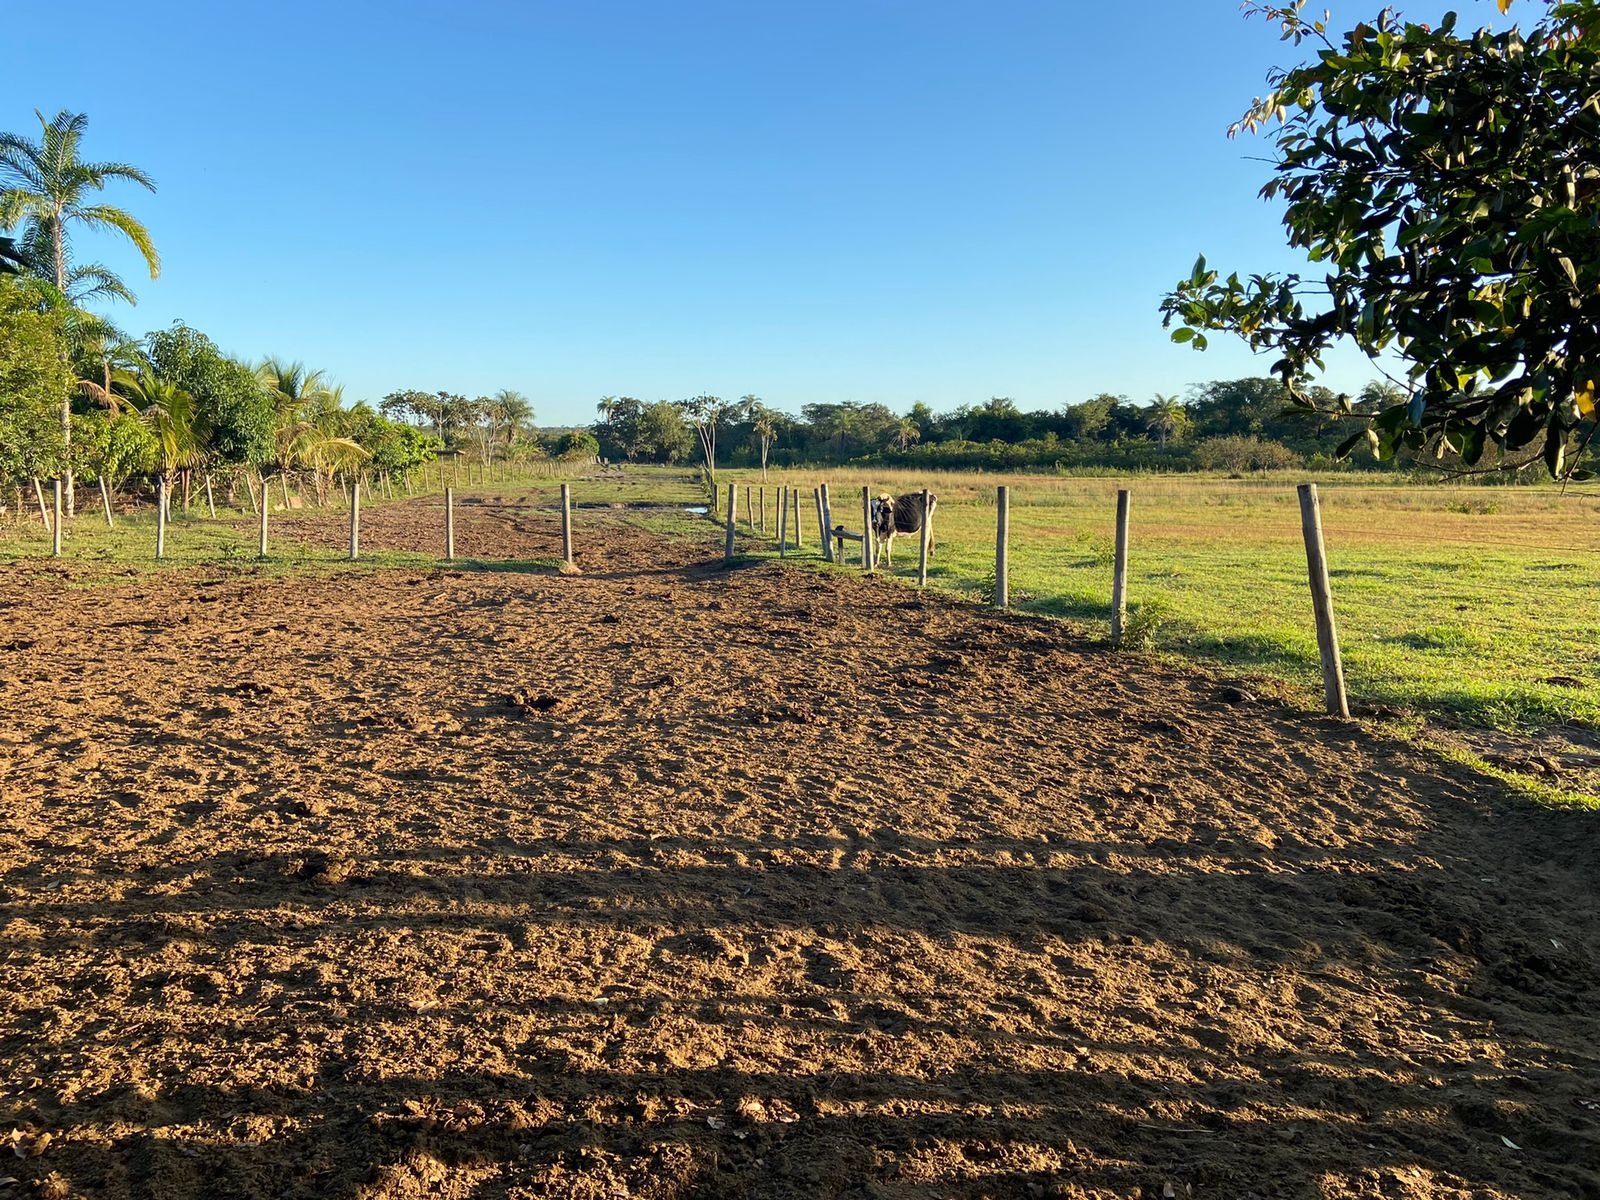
725,467 -> 1600,733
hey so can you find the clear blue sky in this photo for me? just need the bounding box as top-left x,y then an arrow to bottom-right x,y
6,1 -> 1502,424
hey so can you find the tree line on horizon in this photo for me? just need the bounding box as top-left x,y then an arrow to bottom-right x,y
573,381 -> 1446,479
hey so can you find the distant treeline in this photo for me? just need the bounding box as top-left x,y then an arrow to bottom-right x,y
586,380 -> 1444,475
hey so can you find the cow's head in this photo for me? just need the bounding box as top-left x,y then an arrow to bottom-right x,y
870,495 -> 896,536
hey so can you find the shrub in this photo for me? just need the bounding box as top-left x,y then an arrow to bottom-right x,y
1074,531 -> 1115,568
1118,599 -> 1167,652
1191,435 -> 1303,472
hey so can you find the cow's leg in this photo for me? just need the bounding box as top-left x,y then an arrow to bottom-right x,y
885,532 -> 894,567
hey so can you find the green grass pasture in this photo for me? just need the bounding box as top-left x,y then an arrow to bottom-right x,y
723,468 -> 1600,732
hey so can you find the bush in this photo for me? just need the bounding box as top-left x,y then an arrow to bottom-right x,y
73,409 -> 157,482
1118,599 -> 1167,652
1074,531 -> 1115,568
1191,435 -> 1303,472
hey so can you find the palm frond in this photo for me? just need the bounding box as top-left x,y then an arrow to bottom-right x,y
84,161 -> 156,192
74,204 -> 159,278
65,261 -> 136,306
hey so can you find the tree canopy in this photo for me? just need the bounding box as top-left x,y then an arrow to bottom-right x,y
1162,0 -> 1600,477
146,323 -> 274,466
0,277 -> 70,480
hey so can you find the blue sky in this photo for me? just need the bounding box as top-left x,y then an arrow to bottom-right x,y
6,1 -> 1505,424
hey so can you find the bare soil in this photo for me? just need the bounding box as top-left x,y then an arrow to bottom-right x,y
2,503 -> 1598,1199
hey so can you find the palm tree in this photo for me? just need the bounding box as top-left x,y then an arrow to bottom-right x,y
892,416 -> 922,452
116,368 -> 200,511
259,357 -> 331,457
293,412 -> 369,505
1146,394 -> 1188,449
74,327 -> 142,413
495,390 -> 534,436
0,110 -> 159,516
259,359 -> 366,504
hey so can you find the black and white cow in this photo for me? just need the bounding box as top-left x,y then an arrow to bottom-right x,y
869,492 -> 937,567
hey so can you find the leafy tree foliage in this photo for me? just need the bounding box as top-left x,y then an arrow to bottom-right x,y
146,323 -> 273,466
0,278 -> 70,479
339,402 -> 442,475
1162,0 -> 1600,477
549,429 -> 600,460
592,397 -> 695,463
72,408 -> 156,483
115,367 -> 201,489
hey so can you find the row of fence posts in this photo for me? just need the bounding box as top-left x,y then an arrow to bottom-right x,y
35,460 -> 557,557
717,477 -> 1349,720
721,481 -> 934,588
50,471 -> 584,572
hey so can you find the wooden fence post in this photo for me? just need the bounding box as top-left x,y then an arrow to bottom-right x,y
777,484 -> 789,557
257,485 -> 269,559
814,487 -> 831,562
994,485 -> 1010,609
561,482 -> 574,565
349,477 -> 361,560
1111,489 -> 1131,647
745,485 -> 754,530
724,483 -> 737,562
792,486 -> 804,548
445,486 -> 456,561
758,486 -> 766,535
99,477 -> 114,527
825,486 -> 838,563
861,486 -> 875,572
51,479 -> 62,557
1297,483 -> 1350,718
918,488 -> 931,587
156,479 -> 167,560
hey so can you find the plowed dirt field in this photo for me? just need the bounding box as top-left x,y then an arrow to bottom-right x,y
2,502 -> 1597,1199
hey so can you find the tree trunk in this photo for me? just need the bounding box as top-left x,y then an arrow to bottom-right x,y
99,476 -> 114,527
281,473 -> 291,509
53,220 -> 76,520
